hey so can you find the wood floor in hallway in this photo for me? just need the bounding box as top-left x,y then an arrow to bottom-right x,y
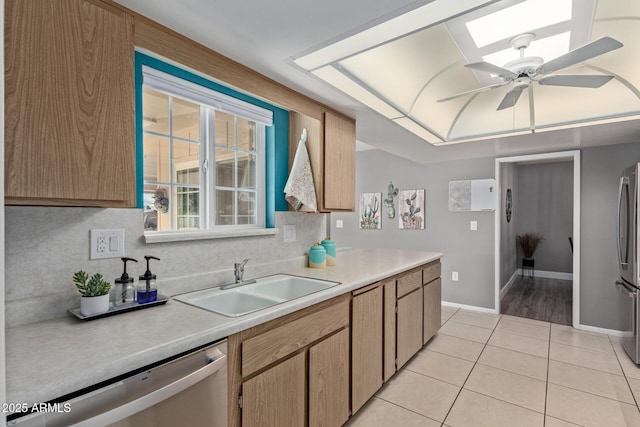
500,276 -> 572,325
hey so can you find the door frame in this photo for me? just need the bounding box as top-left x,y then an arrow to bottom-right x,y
494,150 -> 580,327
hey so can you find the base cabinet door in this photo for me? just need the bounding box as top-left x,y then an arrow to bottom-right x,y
351,286 -> 383,413
423,278 -> 442,344
383,279 -> 397,381
396,288 -> 423,369
309,329 -> 350,427
242,352 -> 306,427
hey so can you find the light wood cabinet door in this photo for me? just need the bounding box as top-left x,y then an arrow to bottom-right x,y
352,286 -> 383,413
383,279 -> 397,381
242,352 -> 306,427
423,278 -> 442,345
5,0 -> 136,207
309,328 -> 350,427
323,111 -> 355,211
396,288 -> 423,369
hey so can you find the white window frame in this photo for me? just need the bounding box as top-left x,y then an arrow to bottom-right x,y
142,66 -> 271,239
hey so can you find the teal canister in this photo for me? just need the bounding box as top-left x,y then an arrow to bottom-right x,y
321,237 -> 336,266
308,243 -> 326,268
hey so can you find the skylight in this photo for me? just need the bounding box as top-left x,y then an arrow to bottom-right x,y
482,32 -> 571,67
466,0 -> 573,47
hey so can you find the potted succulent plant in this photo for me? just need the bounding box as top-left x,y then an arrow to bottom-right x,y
73,271 -> 111,316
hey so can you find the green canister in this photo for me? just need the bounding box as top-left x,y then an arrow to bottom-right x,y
321,237 -> 336,266
308,243 -> 326,268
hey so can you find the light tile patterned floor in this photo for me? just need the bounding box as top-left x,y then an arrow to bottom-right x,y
345,306 -> 640,427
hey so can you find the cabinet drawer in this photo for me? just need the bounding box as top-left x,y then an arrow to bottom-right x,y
423,260 -> 441,284
242,299 -> 349,376
397,269 -> 422,298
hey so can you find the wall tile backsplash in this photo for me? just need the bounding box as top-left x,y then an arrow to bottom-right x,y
5,207 -> 327,327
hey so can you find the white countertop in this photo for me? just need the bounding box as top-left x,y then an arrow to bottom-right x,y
6,248 -> 442,406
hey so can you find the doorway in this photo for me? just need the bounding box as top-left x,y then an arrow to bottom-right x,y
494,151 -> 580,327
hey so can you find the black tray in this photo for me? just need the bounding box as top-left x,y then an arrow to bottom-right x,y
68,294 -> 170,320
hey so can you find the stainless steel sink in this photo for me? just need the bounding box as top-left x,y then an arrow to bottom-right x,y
174,274 -> 340,317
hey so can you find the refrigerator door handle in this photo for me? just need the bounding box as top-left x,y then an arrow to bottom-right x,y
616,280 -> 636,299
617,176 -> 629,270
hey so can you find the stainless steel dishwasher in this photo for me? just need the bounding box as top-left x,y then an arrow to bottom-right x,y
8,339 -> 227,427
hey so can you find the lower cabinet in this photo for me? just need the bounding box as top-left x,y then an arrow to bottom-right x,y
309,328 -> 350,427
229,295 -> 350,427
230,260 -> 442,426
242,352 -> 306,427
351,283 -> 383,413
423,260 -> 442,345
396,287 -> 423,369
423,278 -> 441,344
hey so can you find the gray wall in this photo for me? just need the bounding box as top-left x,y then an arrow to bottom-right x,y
515,162 -> 573,273
5,208 -> 327,327
333,141 -> 640,331
331,150 -> 496,309
581,143 -> 640,330
499,162 -> 518,289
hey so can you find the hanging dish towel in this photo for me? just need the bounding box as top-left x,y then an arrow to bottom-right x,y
284,128 -> 318,212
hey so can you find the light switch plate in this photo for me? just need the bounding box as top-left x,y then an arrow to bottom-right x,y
470,221 -> 478,231
452,271 -> 459,281
283,224 -> 296,243
90,229 -> 125,259
336,220 -> 344,229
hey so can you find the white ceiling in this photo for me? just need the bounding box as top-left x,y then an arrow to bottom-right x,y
115,0 -> 640,164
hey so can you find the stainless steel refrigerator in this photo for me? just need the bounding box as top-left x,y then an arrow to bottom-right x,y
616,163 -> 640,363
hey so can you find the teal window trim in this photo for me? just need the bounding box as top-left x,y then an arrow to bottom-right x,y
134,51 -> 289,229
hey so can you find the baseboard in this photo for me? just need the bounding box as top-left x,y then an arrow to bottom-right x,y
442,301 -> 498,314
576,323 -> 633,337
500,270 -> 519,298
515,269 -> 573,281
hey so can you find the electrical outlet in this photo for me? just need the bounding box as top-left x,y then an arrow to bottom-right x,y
470,221 -> 478,231
452,271 -> 459,281
336,219 -> 344,229
90,229 -> 125,260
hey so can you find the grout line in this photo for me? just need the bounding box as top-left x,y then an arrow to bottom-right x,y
440,312 -> 503,425
543,320 -> 551,426
608,334 -> 640,409
371,395 -> 445,425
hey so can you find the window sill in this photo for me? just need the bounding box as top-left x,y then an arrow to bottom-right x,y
144,228 -> 279,244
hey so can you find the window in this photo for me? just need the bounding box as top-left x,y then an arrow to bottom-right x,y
141,66 -> 272,233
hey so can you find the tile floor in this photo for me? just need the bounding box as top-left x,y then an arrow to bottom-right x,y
345,306 -> 640,427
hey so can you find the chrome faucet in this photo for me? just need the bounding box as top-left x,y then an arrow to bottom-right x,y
220,259 -> 255,290
234,258 -> 250,283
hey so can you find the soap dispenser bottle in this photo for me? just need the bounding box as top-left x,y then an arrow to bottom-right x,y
137,256 -> 160,304
115,257 -> 138,306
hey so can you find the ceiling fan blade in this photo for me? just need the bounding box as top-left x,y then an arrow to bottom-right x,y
538,74 -> 614,88
465,62 -> 517,79
497,86 -> 525,111
537,37 -> 623,75
437,82 -> 509,102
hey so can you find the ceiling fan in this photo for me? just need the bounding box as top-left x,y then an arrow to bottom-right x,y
438,33 -> 623,110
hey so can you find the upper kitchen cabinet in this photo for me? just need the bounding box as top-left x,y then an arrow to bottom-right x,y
289,110 -> 355,212
5,0 -> 136,207
323,111 -> 355,211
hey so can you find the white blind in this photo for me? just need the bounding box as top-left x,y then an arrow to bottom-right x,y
142,65 -> 273,126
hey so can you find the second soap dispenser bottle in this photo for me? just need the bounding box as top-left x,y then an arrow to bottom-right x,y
137,256 -> 160,304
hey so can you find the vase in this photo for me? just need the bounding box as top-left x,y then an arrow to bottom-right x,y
80,294 -> 110,316
521,258 -> 535,278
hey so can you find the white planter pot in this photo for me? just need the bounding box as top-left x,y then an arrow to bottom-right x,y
80,294 -> 110,316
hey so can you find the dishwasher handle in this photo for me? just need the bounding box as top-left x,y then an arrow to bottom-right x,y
71,351 -> 227,427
